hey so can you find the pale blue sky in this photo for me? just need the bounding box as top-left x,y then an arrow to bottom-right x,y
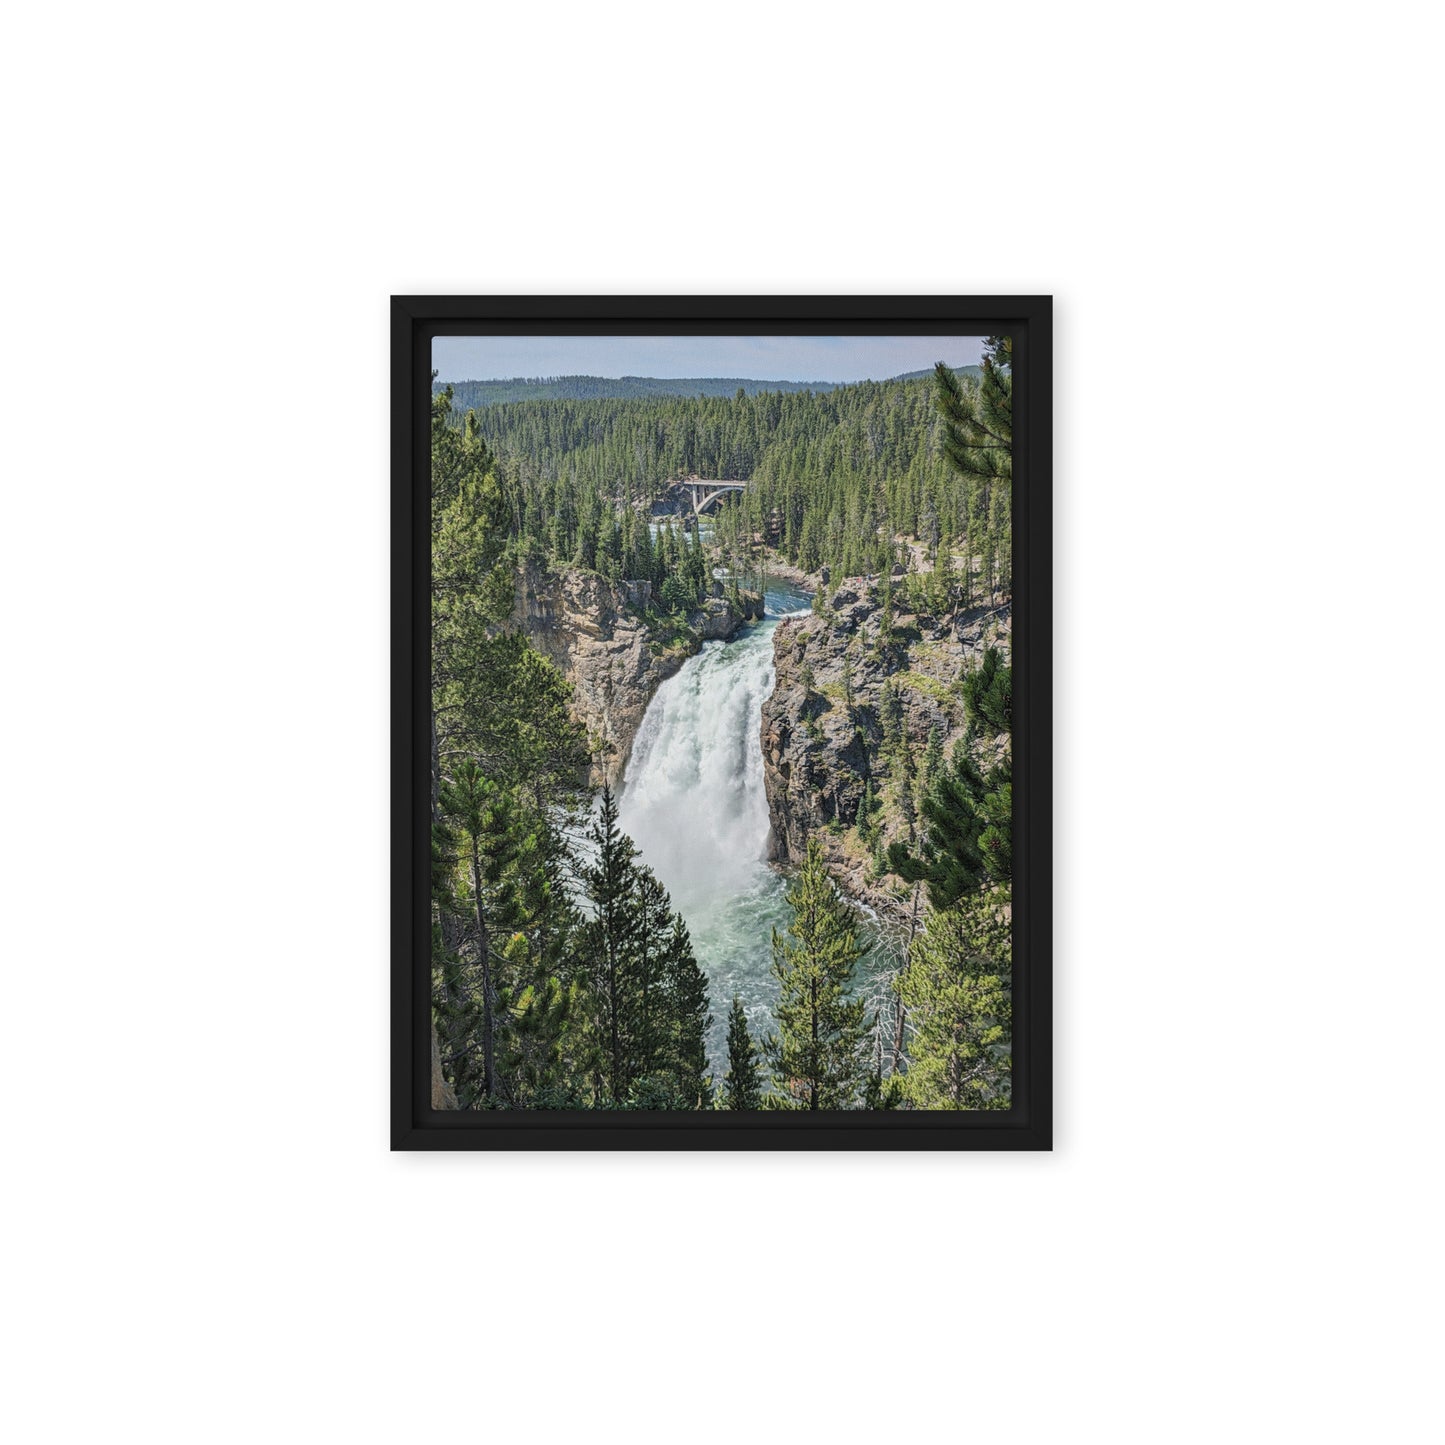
432,334 -> 985,384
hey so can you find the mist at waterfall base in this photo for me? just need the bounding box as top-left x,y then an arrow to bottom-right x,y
618,576 -> 888,1075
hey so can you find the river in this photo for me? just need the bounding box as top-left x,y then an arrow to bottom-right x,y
618,576 -> 892,1074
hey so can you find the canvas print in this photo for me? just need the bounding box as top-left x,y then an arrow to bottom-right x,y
429,334 -> 1012,1112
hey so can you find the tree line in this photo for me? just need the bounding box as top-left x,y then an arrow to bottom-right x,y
437,373 -> 859,408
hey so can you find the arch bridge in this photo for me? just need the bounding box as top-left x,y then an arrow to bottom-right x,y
671,477 -> 747,517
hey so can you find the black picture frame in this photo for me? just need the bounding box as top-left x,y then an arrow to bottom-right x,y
392,295 -> 1052,1150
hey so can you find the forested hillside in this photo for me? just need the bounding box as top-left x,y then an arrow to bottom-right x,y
454,366 -> 1007,587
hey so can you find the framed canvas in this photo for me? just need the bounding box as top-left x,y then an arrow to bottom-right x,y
392,295 -> 1051,1149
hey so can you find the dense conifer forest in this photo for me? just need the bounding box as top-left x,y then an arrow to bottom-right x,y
430,344 -> 1014,1110
450,365 -> 1006,588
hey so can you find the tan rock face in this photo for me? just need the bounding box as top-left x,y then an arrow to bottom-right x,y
760,579 -> 1011,916
510,562 -> 755,786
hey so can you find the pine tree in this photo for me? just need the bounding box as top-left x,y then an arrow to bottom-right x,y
934,349 -> 1011,609
921,723 -> 945,795
628,866 -> 676,1083
498,968 -> 584,1108
897,743 -> 917,840
879,678 -> 903,755
723,995 -> 763,1109
580,784 -> 640,1101
576,787 -> 713,1108
961,647 -> 1012,737
436,762 -> 521,1103
877,572 -> 895,647
664,917 -> 712,1107
684,521 -> 708,601
430,817 -> 480,1104
768,840 -> 870,1109
933,349 -> 1011,497
896,887 -> 1011,1109
857,777 -> 878,846
918,723 -> 945,816
888,743 -> 1012,909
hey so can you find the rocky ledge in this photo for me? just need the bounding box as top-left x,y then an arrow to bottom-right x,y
511,562 -> 760,785
760,579 -> 1011,916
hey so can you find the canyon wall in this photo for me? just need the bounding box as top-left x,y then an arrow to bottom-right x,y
511,561 -> 760,785
761,579 -> 1011,915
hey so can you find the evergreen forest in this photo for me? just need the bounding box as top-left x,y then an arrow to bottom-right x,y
430,341 -> 1014,1111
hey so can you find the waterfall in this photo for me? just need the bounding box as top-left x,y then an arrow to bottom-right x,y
617,581 -> 813,1067
620,625 -> 778,914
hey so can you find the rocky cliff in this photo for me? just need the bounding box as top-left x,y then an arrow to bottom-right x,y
760,580 -> 1011,915
512,562 -> 760,785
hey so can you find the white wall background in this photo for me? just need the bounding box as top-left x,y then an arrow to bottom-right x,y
3,4 -> 1439,1441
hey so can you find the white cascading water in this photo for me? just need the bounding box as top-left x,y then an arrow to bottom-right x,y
620,625 -> 776,908
618,581 -> 811,1067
